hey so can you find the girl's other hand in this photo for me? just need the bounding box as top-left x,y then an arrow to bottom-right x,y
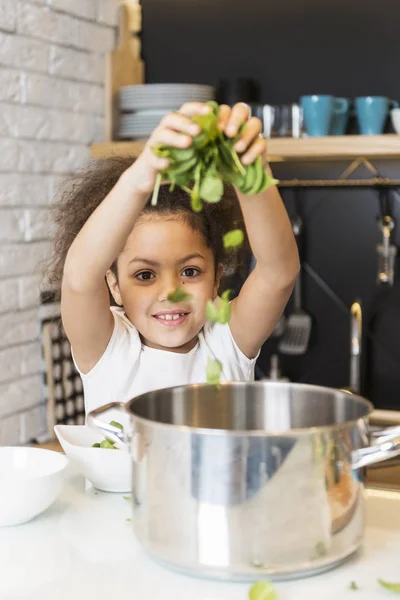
218,102 -> 267,166
124,103 -> 212,195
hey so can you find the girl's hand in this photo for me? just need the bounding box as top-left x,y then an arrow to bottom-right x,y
124,103 -> 211,195
218,103 -> 267,166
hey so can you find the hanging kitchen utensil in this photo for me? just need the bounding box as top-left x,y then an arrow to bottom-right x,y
265,354 -> 290,381
376,187 -> 397,286
279,191 -> 312,355
341,301 -> 363,395
366,185 -> 400,409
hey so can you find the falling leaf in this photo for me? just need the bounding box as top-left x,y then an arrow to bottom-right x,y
206,357 -> 222,385
223,229 -> 244,249
167,287 -> 193,303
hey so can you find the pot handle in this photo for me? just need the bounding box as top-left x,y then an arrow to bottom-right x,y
87,402 -> 129,451
352,426 -> 400,470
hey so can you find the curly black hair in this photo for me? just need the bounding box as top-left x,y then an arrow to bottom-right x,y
46,156 -> 247,301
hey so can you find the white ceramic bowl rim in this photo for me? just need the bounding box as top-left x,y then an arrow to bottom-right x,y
0,446 -> 68,480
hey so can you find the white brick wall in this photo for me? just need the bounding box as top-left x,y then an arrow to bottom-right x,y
0,0 -> 118,444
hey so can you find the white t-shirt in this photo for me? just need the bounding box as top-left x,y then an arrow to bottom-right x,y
74,307 -> 257,424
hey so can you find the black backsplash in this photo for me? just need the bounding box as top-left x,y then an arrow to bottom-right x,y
140,0 -> 400,408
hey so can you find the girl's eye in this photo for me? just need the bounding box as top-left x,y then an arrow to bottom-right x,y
182,267 -> 200,278
136,271 -> 155,281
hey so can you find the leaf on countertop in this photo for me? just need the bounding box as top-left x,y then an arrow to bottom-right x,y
123,496 -> 131,501
249,581 -> 277,600
348,581 -> 359,591
378,579 -> 400,593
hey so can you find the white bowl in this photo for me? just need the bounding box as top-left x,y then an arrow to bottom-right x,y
391,108 -> 400,133
54,425 -> 131,493
0,447 -> 68,526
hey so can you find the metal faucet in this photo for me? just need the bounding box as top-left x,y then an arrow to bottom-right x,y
349,301 -> 362,394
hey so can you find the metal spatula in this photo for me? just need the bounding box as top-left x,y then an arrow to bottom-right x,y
278,217 -> 312,355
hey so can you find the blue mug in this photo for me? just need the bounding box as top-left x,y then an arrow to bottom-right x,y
331,97 -> 350,135
355,96 -> 399,135
300,95 -> 348,137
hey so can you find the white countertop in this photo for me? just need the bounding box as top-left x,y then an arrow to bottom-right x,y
1,474 -> 400,600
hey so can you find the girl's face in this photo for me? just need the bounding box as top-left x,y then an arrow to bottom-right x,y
107,215 -> 221,353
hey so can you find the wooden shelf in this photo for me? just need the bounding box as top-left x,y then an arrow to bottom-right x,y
91,135 -> 400,162
267,134 -> 400,161
91,140 -> 146,159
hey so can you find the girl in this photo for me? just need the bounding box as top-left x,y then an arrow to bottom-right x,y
48,102 -> 299,418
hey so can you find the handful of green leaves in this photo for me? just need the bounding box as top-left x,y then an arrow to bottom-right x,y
92,421 -> 124,449
151,101 -> 278,216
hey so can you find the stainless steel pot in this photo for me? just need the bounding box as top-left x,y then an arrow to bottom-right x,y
87,382 -> 400,581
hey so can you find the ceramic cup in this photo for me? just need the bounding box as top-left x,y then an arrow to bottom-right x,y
300,95 -> 348,137
390,108 -> 400,134
355,96 -> 399,135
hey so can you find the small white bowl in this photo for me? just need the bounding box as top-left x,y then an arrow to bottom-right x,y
0,446 -> 68,526
54,425 -> 131,493
391,108 -> 400,133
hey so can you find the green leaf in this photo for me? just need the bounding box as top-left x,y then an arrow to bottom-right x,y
217,295 -> 231,324
206,357 -> 222,385
314,541 -> 326,557
206,100 -> 220,115
99,439 -> 117,449
223,229 -> 244,249
249,581 -> 277,600
192,112 -> 219,148
151,144 -> 170,159
378,580 -> 400,593
206,292 -> 232,325
110,420 -> 123,431
206,299 -> 219,323
199,172 -> 224,203
151,171 -> 162,206
190,162 -> 203,213
348,582 -> 359,591
167,287 -> 193,303
168,147 -> 197,162
92,443 -> 101,448
123,496 -> 131,501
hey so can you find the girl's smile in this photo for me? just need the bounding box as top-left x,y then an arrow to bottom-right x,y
152,309 -> 190,327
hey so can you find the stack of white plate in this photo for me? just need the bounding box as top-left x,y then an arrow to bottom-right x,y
117,83 -> 215,140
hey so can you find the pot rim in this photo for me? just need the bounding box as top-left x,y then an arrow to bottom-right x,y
124,381 -> 374,437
